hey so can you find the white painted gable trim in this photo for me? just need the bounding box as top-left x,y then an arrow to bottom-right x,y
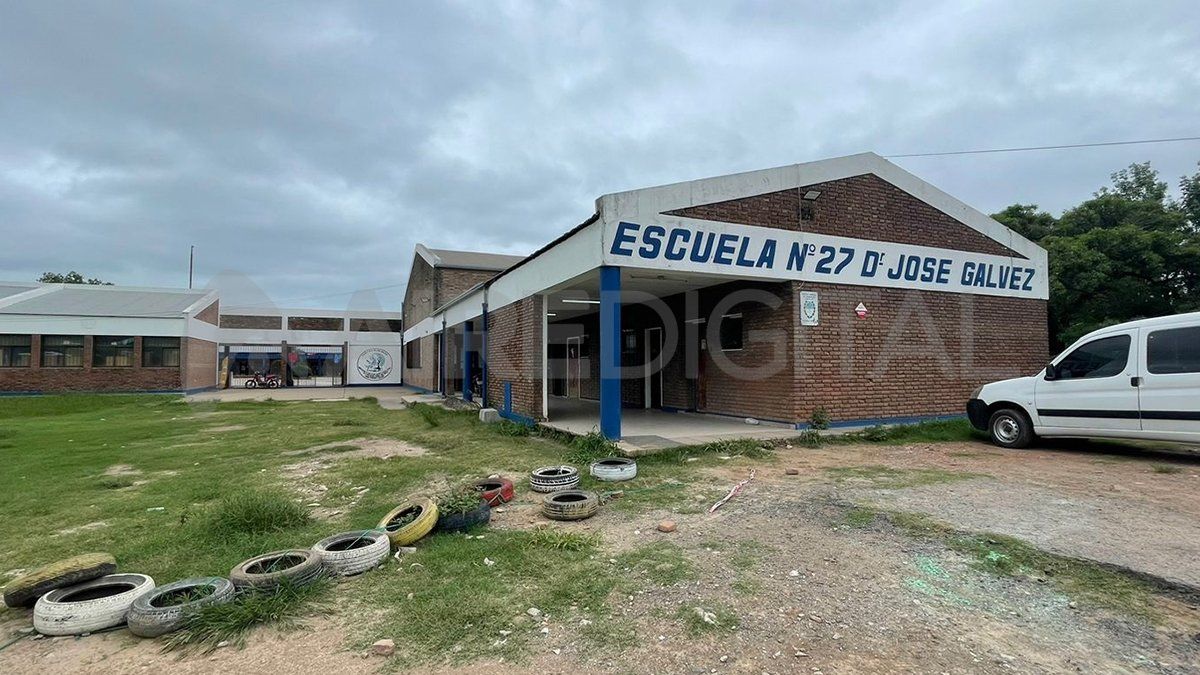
595,152 -> 1046,266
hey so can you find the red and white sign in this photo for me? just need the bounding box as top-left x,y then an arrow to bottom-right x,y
854,302 -> 868,318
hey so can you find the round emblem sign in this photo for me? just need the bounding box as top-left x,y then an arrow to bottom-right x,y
356,348 -> 393,382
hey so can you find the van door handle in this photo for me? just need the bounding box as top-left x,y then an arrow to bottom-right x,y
1130,376 -> 1142,387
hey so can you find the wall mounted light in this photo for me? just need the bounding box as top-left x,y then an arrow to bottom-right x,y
803,190 -> 822,201
562,299 -> 600,305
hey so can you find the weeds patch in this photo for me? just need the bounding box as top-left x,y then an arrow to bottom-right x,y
565,430 -> 619,464
352,529 -> 617,665
522,526 -> 600,551
1151,465 -> 1182,474
677,603 -> 739,636
616,542 -> 694,588
826,465 -> 982,489
835,419 -> 984,444
165,577 -> 332,654
197,490 -> 311,537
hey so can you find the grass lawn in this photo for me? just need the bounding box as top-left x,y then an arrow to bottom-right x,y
0,393 -> 768,664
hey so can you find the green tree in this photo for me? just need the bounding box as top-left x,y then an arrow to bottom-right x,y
38,271 -> 112,285
992,204 -> 1057,241
993,161 -> 1200,350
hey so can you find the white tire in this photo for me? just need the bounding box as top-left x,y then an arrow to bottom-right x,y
34,573 -> 155,636
530,465 -> 580,493
312,529 -> 390,577
590,457 -> 637,482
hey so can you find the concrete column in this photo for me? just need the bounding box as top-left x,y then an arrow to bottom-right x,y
462,320 -> 473,402
599,265 -> 622,440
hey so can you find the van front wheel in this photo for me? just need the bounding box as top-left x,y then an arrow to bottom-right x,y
988,408 -> 1033,449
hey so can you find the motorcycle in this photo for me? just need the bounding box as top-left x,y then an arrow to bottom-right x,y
244,371 -> 281,389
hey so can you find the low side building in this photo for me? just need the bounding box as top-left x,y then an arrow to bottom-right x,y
0,282 -> 220,393
217,308 -> 403,387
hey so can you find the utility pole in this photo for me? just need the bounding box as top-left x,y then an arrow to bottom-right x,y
188,245 -> 195,289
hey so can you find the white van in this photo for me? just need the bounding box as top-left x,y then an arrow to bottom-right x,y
967,312 -> 1200,448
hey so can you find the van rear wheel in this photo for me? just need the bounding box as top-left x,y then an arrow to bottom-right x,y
988,408 -> 1033,449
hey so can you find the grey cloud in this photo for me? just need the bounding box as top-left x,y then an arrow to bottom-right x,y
1,1 -> 1197,310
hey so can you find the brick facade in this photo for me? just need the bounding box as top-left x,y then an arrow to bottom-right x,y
404,334 -> 439,392
666,174 -> 1021,258
402,255 -> 503,392
286,316 -> 344,331
0,334 -> 215,393
649,173 -> 1047,424
183,337 -> 218,390
194,300 -> 220,325
790,282 -> 1046,423
485,296 -> 543,420
219,314 -> 283,330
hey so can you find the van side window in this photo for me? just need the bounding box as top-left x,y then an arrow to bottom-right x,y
1056,334 -> 1131,379
1147,326 -> 1200,374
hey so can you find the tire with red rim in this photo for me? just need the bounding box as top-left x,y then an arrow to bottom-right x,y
473,477 -> 514,506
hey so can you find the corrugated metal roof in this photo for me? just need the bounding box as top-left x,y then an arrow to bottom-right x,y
0,284 -> 38,301
0,283 -> 211,318
425,248 -> 525,271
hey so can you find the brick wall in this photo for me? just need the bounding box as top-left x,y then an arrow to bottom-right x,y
287,316 -> 344,331
220,314 -> 283,330
195,300 -> 220,325
403,334 -> 439,392
403,257 -> 437,326
437,268 -> 497,307
666,173 -> 1021,258
791,283 -> 1047,423
654,172 -> 1046,424
486,296 -> 543,420
183,338 -> 218,390
0,335 -> 184,392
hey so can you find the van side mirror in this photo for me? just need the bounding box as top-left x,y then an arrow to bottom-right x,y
1044,363 -> 1058,381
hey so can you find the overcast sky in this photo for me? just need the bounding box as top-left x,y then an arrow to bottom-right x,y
1,1 -> 1198,311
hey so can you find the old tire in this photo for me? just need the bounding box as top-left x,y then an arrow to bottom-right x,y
590,457 -> 637,482
435,500 -> 491,532
3,552 -> 117,608
541,490 -> 600,521
530,465 -> 580,493
378,497 -> 439,548
229,549 -> 324,590
473,477 -> 515,506
33,573 -> 155,636
988,407 -> 1034,449
312,529 -> 390,576
127,577 -> 234,638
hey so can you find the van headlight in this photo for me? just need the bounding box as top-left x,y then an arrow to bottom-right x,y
970,385 -> 984,399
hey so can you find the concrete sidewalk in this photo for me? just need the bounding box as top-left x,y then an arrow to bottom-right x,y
186,385 -> 421,410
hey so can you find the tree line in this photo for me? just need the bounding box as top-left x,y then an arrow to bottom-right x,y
993,161 -> 1200,351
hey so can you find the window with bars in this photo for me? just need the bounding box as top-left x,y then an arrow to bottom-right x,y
93,336 -> 135,367
142,337 -> 181,367
42,335 -> 84,367
0,335 -> 31,367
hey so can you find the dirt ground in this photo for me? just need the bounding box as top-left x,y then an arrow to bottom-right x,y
4,438 -> 1200,674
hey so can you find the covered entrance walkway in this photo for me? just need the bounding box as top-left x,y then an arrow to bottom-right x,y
543,396 -> 798,454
